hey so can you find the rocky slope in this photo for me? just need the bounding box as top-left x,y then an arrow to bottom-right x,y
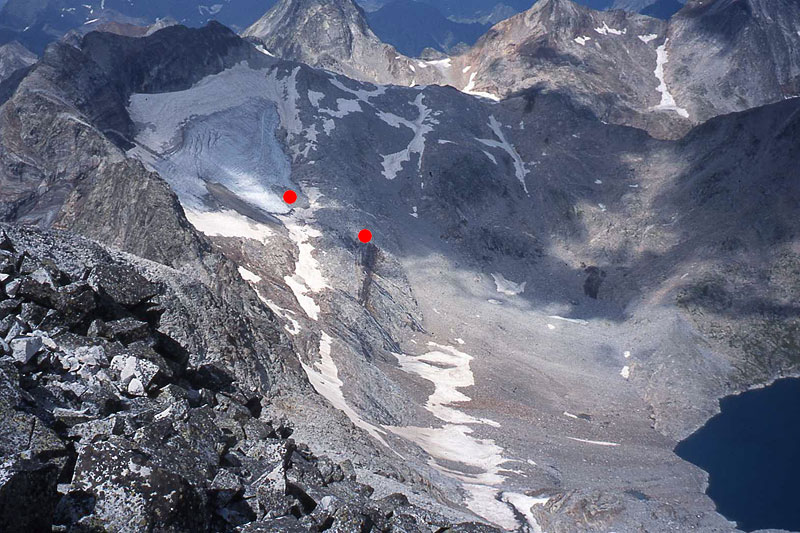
666,0 -> 800,123
0,41 -> 35,83
1,17 -> 799,533
0,224 -> 495,532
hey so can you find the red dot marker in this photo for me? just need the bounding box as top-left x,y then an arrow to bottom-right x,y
283,190 -> 298,204
358,229 -> 372,243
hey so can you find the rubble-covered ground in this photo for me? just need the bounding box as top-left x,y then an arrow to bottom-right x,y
0,225 -> 500,533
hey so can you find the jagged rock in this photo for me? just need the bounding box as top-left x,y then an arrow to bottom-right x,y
0,458 -> 60,531
87,264 -> 160,308
110,355 -> 160,393
0,300 -> 19,319
10,336 -> 42,364
238,516 -> 308,532
211,468 -> 245,506
104,317 -> 151,345
71,437 -> 210,532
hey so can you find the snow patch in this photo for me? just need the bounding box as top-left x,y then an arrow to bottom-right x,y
491,273 -> 526,296
185,209 -> 273,243
594,21 -> 626,35
254,291 -> 302,336
638,33 -> 658,43
482,150 -> 498,165
281,221 -> 329,321
477,116 -> 529,194
566,437 -> 620,446
574,36 -> 592,45
237,266 -> 262,283
501,492 -> 550,533
379,94 -> 438,180
462,72 -> 501,101
651,39 -> 690,118
620,365 -> 630,379
301,332 -> 390,447
547,315 -> 588,325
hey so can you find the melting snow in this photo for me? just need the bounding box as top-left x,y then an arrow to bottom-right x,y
463,65 -> 472,73
386,341 -> 543,530
281,221 -> 329,320
638,33 -> 658,43
482,150 -> 498,165
651,39 -> 690,118
477,116 -> 529,194
307,90 -> 325,108
462,72 -> 501,101
501,492 -> 550,533
594,21 -> 626,35
574,36 -> 592,46
184,209 -> 273,243
302,332 -> 390,447
254,291 -> 302,336
392,343 -> 493,425
379,94 -> 438,180
237,266 -> 262,283
566,437 -> 620,446
491,273 -> 526,296
547,315 -> 588,325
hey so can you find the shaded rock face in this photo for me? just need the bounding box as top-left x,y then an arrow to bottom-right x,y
0,41 -> 36,83
666,0 -> 800,122
0,225 -> 494,532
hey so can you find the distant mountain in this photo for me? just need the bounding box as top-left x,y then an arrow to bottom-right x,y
0,0 -> 276,53
640,0 -> 683,18
243,0 -> 445,85
365,0 -> 488,56
450,0 -> 680,136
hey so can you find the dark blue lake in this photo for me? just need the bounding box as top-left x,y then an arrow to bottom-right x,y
675,378 -> 800,532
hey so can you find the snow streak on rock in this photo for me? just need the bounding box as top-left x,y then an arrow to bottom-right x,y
651,39 -> 690,118
301,332 -> 390,447
379,94 -> 438,180
594,21 -> 626,36
477,116 -> 529,195
386,342 -> 546,531
462,72 -> 501,102
491,273 -> 526,296
566,436 -> 620,446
